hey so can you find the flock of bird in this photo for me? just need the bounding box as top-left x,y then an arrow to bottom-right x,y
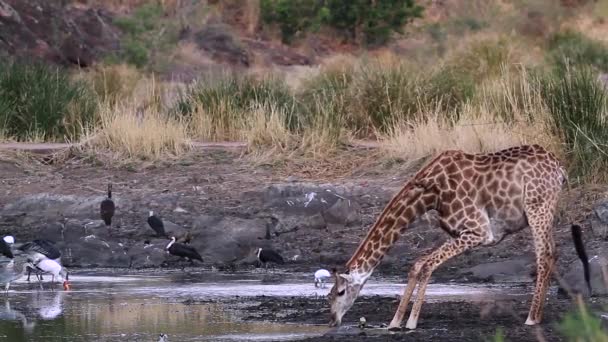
0,183 -> 333,293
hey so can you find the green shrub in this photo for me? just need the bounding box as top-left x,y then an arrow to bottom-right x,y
548,30 -> 608,72
260,0 -> 325,43
112,2 -> 168,69
538,65 -> 608,183
559,302 -> 608,341
0,58 -> 97,141
260,0 -> 424,45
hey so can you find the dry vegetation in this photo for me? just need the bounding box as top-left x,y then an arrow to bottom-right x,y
2,0 -> 608,183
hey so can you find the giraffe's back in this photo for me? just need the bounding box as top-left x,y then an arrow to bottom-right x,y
419,145 -> 565,244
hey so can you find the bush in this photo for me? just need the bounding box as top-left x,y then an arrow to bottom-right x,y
548,30 -> 608,72
260,0 -> 424,45
559,300 -> 608,341
0,58 -> 97,141
112,2 -> 172,69
539,65 -> 608,183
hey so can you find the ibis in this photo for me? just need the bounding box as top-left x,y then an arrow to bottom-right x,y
18,239 -> 62,281
314,268 -> 331,288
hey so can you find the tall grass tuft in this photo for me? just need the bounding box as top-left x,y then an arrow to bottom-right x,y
175,71 -> 302,140
558,296 -> 608,342
548,30 -> 608,73
0,58 -> 97,141
538,65 -> 608,183
93,101 -> 190,160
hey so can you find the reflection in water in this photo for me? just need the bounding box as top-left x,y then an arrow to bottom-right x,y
0,275 -> 329,342
0,273 -> 526,341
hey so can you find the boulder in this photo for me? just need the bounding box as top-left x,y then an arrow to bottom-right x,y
190,215 -> 273,264
128,241 -> 168,269
591,201 -> 608,240
0,0 -> 120,67
61,235 -> 130,268
560,253 -> 608,297
458,254 -> 535,283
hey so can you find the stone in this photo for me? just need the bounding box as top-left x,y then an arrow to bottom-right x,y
128,242 -> 168,269
323,198 -> 361,226
190,214 -> 271,264
560,253 -> 608,297
591,202 -> 608,239
458,254 -> 535,283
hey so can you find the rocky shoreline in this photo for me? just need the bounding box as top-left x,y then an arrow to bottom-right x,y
1,149 -> 607,296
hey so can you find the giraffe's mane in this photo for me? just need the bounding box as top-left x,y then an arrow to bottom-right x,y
344,151 -> 448,269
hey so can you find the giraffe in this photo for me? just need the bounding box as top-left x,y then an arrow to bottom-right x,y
327,144 -> 569,330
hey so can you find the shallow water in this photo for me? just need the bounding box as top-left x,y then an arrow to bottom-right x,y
0,271 -> 530,341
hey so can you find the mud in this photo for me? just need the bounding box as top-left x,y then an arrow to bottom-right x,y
236,293 -> 607,342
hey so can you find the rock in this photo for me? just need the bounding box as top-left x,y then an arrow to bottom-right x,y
591,201 -> 608,239
458,254 -> 535,283
194,22 -> 250,67
323,198 -> 361,226
162,221 -> 190,242
0,0 -> 120,67
2,193 -> 129,222
190,215 -> 271,264
560,254 -> 608,297
128,241 -> 168,269
62,235 -> 130,268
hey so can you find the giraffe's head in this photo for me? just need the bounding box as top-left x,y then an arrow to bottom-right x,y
327,268 -> 362,327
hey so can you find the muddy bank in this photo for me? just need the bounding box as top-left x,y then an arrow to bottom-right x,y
0,149 -> 607,292
235,294 -> 607,342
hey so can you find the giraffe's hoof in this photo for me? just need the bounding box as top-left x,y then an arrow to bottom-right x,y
524,317 -> 539,326
405,321 -> 418,330
387,325 -> 401,332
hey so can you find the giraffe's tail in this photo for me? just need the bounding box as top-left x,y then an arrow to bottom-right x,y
571,224 -> 591,295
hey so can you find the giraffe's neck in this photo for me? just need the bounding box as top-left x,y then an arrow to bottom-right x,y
345,182 -> 436,281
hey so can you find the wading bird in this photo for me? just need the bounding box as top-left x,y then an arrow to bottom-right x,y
100,183 -> 115,230
26,259 -> 70,290
18,239 -> 61,281
256,248 -> 284,269
314,269 -> 331,288
147,211 -> 167,238
165,237 -> 203,267
0,237 -> 26,294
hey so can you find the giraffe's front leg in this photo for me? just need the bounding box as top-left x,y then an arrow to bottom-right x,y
387,258 -> 426,330
404,230 -> 484,330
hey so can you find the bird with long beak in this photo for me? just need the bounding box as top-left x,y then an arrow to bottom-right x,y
26,259 -> 71,291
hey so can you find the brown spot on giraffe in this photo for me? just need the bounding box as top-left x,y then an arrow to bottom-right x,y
328,144 -> 569,331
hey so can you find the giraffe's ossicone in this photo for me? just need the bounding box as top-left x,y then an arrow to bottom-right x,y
328,144 -> 571,330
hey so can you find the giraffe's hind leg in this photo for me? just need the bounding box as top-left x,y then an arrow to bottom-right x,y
389,228 -> 486,330
524,187 -> 558,325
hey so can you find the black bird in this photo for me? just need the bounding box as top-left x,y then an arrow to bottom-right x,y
256,248 -> 284,269
147,211 -> 167,238
100,184 -> 115,228
571,224 -> 592,295
0,237 -> 27,293
17,239 -> 61,282
165,237 -> 203,265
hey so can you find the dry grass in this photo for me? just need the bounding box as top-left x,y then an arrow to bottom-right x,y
89,102 -> 191,160
80,74 -> 191,161
379,65 -> 561,162
380,104 -> 555,162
